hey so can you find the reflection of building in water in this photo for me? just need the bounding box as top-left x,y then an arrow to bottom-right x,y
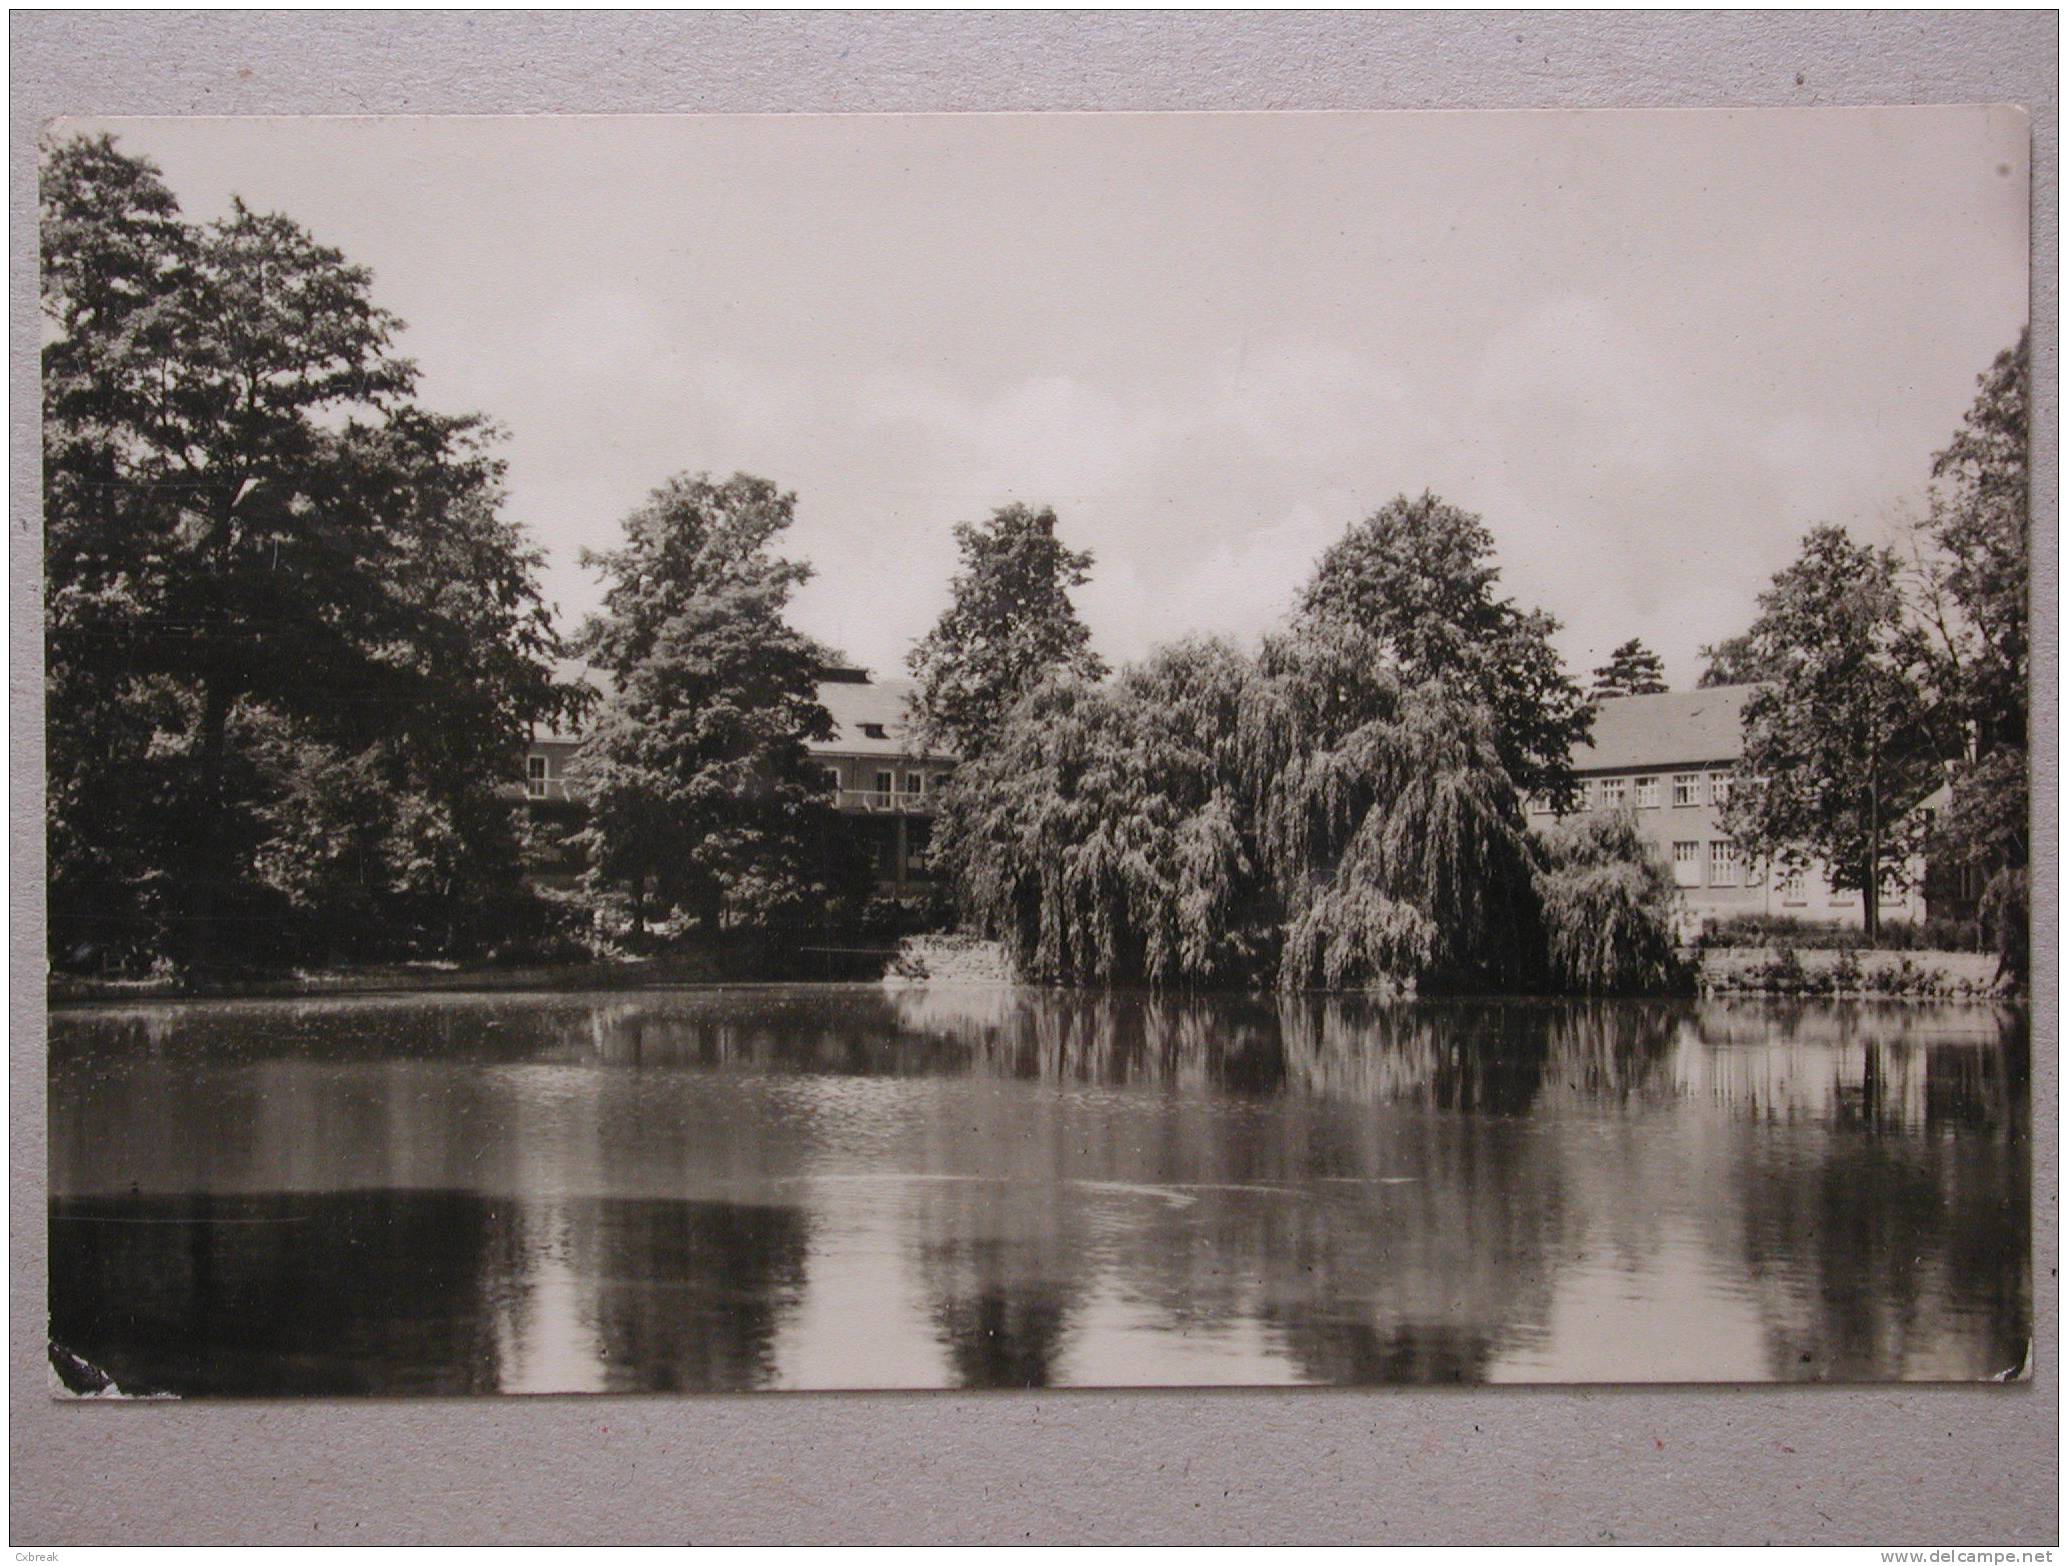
1672,1002 -> 2024,1133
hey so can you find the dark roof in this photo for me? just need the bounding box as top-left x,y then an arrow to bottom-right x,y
1573,685 -> 1757,773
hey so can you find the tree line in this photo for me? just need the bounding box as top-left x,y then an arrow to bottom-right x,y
42,135 -> 2029,989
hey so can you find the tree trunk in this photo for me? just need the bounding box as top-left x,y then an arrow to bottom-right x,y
1864,770 -> 1882,944
186,676 -> 233,972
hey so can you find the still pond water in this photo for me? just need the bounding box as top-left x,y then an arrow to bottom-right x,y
49,986 -> 2029,1395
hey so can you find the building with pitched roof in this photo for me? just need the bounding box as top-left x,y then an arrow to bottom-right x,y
1531,684 -> 1927,929
518,665 -> 954,894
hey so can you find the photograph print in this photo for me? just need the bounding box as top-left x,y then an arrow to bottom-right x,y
42,108 -> 2033,1396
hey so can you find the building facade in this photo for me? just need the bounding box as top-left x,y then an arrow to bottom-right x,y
518,666 -> 953,895
1537,685 -> 1926,930
808,668 -> 954,892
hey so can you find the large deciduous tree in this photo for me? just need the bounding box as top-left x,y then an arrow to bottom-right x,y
1908,330 -> 2030,976
906,503 -> 1106,759
1721,526 -> 1937,941
41,134 -> 570,970
1589,638 -> 1669,699
572,472 -> 861,934
1296,492 -> 1593,807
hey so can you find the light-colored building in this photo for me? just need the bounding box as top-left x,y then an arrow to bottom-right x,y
518,666 -> 953,894
1534,684 -> 1925,930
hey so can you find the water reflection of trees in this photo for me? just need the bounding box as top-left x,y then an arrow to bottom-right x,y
50,989 -> 2032,1391
1677,1001 -> 2027,1133
1690,1002 -> 2030,1379
887,1027 -> 1581,1387
50,1189 -> 509,1396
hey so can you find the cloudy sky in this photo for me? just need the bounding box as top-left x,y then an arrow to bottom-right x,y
75,109 -> 2028,688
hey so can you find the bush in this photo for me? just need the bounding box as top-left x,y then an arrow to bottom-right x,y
1532,814 -> 1689,995
1697,911 -> 1981,953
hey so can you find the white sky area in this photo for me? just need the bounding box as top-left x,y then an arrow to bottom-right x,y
73,109 -> 2029,689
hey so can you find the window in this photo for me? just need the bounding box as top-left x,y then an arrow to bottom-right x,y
860,722 -> 888,739
1709,840 -> 1739,887
526,754 -> 548,799
1709,772 -> 1733,806
822,767 -> 843,800
1598,777 -> 1627,808
1672,841 -> 1702,888
1781,867 -> 1806,905
1634,776 -> 1660,809
873,770 -> 894,805
903,772 -> 922,798
1672,773 -> 1700,807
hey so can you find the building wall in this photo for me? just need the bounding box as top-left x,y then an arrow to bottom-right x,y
520,739 -> 584,802
519,740 -> 951,893
1541,763 -> 1924,930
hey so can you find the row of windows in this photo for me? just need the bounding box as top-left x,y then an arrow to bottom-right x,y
1532,770 -> 1733,816
1670,847 -> 1899,906
1670,839 -> 1752,889
825,767 -> 947,803
525,753 -> 950,805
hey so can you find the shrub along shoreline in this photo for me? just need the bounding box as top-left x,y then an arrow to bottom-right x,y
48,936 -> 2009,1005
1696,944 -> 2008,999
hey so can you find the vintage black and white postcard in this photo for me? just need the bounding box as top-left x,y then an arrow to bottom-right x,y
42,108 -> 2032,1396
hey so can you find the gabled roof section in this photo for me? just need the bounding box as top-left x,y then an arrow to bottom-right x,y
813,674 -> 952,760
530,660 -> 954,760
1573,685 -> 1758,773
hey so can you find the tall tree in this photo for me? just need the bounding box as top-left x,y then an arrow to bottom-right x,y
40,134 -> 569,969
1297,492 -> 1593,806
906,503 -> 1106,759
1925,329 -> 2029,752
1907,331 -> 2030,976
1721,526 -> 1937,940
573,472 -> 858,934
1589,638 -> 1670,699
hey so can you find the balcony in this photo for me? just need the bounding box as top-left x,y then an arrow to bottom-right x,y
834,788 -> 938,816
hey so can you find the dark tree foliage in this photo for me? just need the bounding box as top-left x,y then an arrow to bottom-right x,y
572,473 -> 868,933
1297,492 -> 1593,808
1912,331 -> 2031,978
907,503 -> 1106,759
1721,526 -> 1938,941
1589,638 -> 1670,699
933,617 -> 1676,995
1695,633 -> 1768,688
41,135 -> 572,971
1926,329 -> 2029,753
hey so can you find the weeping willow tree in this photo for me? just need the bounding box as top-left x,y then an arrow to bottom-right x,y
933,638 -> 1265,987
1530,812 -> 1687,995
931,619 -> 1621,993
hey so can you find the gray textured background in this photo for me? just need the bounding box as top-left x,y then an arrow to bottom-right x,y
10,11 -> 2058,1547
